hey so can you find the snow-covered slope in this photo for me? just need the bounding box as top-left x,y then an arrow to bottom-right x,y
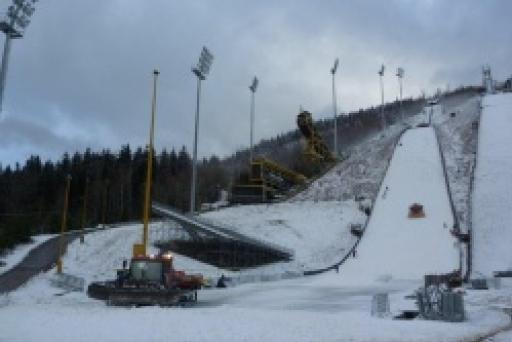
335,127 -> 459,284
202,200 -> 366,269
433,96 -> 480,234
62,224 -> 225,284
291,113 -> 427,203
472,93 -> 512,277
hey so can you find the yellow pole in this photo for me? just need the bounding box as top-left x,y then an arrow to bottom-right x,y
102,179 -> 109,229
57,174 -> 71,274
141,69 -> 159,256
80,178 -> 89,244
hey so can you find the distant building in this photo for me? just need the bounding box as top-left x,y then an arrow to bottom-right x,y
482,65 -> 495,94
504,77 -> 512,92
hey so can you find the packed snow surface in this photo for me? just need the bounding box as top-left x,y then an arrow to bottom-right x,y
201,200 -> 366,269
472,93 -> 512,277
1,267 -> 509,342
336,127 -> 459,285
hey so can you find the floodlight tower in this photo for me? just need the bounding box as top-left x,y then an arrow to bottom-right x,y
190,46 -> 213,214
378,64 -> 386,130
0,0 -> 37,112
330,58 -> 339,158
396,67 -> 404,122
249,76 -> 258,164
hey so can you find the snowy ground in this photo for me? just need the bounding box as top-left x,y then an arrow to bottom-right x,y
60,223 -> 228,283
0,234 -> 55,275
201,200 -> 366,270
1,267 -> 510,342
472,93 -> 512,278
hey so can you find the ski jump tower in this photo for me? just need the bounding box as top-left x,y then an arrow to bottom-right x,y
482,65 -> 495,94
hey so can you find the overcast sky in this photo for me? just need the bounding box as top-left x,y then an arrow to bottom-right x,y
0,0 -> 510,167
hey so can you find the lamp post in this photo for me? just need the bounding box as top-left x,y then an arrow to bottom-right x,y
0,0 -> 37,112
57,174 -> 71,274
190,46 -> 213,214
249,76 -> 258,164
330,58 -> 339,158
396,67 -> 404,122
79,178 -> 89,244
378,64 -> 386,130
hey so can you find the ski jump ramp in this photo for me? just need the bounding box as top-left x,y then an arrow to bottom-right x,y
472,93 -> 512,278
339,127 -> 459,284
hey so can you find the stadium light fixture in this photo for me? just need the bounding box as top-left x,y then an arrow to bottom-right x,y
249,76 -> 258,163
190,46 -> 214,213
0,0 -> 38,112
378,64 -> 386,130
396,67 -> 404,122
330,58 -> 340,157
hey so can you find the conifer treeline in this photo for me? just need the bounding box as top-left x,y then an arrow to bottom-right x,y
0,145 -> 228,251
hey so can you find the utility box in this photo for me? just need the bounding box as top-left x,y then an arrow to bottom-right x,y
350,223 -> 364,237
371,293 -> 390,317
417,286 -> 465,322
441,292 -> 465,322
471,278 -> 488,290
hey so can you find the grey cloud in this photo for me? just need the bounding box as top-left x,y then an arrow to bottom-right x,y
0,0 -> 511,166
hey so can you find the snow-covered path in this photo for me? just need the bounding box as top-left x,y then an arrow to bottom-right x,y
472,93 -> 512,277
336,127 -> 459,284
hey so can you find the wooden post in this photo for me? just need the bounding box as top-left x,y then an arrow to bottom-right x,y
57,175 -> 71,274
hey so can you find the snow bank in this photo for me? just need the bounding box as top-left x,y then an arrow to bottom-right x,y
202,200 -> 366,269
472,93 -> 512,277
33,224 -> 225,287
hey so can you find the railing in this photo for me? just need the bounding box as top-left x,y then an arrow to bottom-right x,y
152,202 -> 294,259
432,125 -> 467,278
433,127 -> 460,233
466,97 -> 482,280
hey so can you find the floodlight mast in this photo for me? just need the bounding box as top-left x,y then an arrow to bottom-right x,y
190,46 -> 213,214
396,67 -> 404,122
249,76 -> 258,164
0,0 -> 37,112
330,58 -> 339,158
378,64 -> 386,130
